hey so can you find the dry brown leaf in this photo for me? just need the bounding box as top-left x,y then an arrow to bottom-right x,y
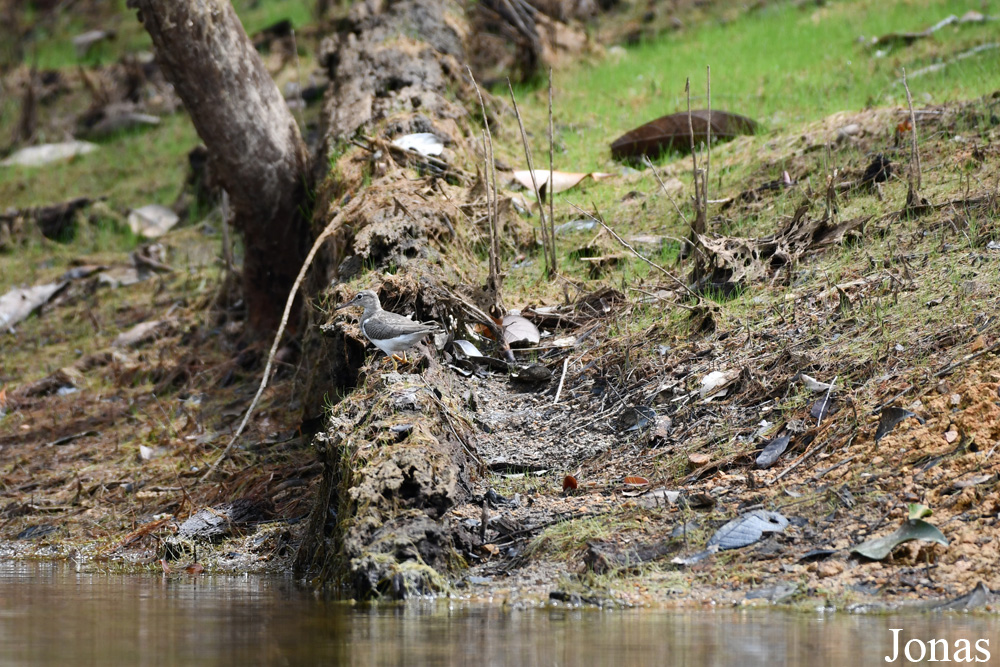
610,110 -> 760,161
511,170 -> 614,195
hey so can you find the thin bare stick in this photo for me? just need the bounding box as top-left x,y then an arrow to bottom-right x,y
901,68 -> 922,192
488,136 -> 501,289
933,338 -> 1000,377
466,67 -> 504,314
547,66 -> 557,276
507,78 -> 552,278
482,129 -> 501,302
199,209 -> 346,483
569,201 -> 701,302
817,375 -> 837,427
553,357 -> 569,404
705,65 -> 711,214
808,453 -> 857,483
642,155 -> 690,228
685,78 -> 705,234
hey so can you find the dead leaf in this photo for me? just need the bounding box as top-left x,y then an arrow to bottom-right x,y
610,110 -> 760,161
800,374 -> 834,392
756,435 -> 791,469
127,205 -> 179,239
624,476 -> 649,486
699,369 -> 738,399
562,475 -> 578,491
0,281 -> 68,332
875,407 -> 924,441
511,170 -> 614,195
851,519 -> 949,560
502,314 -> 540,347
391,133 -> 444,157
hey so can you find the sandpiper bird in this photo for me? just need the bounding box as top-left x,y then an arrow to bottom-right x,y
335,290 -> 440,368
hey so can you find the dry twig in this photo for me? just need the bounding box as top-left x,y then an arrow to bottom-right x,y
467,67 -> 504,315
199,209 -> 346,483
568,202 -> 701,302
547,67 -> 557,275
685,78 -> 706,235
508,78 -> 554,278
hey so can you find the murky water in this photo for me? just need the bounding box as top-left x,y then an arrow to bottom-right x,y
1,562 -> 997,666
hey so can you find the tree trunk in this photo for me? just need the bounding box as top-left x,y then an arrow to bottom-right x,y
128,0 -> 311,334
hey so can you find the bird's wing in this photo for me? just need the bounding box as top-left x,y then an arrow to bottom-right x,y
362,313 -> 438,341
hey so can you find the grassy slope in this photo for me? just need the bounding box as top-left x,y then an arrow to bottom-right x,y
519,0 -> 1000,171
493,0 -> 1000,304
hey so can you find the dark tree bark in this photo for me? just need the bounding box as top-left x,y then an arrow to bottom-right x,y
128,0 -> 311,334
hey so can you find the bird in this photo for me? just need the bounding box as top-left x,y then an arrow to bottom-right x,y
335,290 -> 440,368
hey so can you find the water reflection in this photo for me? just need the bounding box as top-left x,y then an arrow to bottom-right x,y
0,562 -> 995,665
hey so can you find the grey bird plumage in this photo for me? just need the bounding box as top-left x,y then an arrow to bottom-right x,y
336,289 -> 440,359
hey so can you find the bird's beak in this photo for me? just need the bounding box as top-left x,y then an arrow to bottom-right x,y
335,298 -> 355,311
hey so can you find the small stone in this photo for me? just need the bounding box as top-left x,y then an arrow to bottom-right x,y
949,393 -> 962,407
944,430 -> 959,444
836,124 -> 861,141
688,453 -> 711,468
814,561 -> 844,578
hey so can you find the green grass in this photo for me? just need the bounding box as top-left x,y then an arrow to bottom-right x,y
510,0 -> 1000,173
17,0 -> 315,70
0,113 -> 197,211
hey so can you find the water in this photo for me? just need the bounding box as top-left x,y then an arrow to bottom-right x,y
1,562 -> 997,666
